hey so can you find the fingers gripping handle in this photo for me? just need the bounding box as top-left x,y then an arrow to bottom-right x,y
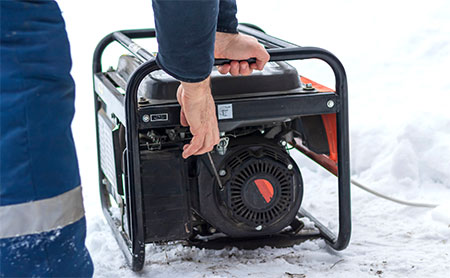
214,48 -> 300,66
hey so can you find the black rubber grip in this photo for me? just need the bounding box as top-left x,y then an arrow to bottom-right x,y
214,57 -> 257,66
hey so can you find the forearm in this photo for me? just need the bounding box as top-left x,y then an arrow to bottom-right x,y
152,0 -> 219,82
217,0 -> 238,34
180,77 -> 211,99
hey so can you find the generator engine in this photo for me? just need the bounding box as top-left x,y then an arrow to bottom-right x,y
93,25 -> 351,271
98,50 -> 333,242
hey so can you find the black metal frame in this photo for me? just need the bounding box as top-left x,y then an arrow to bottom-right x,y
92,24 -> 351,272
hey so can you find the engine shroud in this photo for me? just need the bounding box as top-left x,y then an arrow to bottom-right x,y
195,137 -> 303,237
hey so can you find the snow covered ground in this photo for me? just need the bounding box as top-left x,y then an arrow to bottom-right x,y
59,0 -> 450,277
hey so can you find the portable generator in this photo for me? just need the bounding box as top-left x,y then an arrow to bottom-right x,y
93,24 -> 351,271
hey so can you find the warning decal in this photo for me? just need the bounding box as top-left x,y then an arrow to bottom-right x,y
217,104 -> 233,120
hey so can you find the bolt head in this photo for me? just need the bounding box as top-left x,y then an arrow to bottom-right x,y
327,100 -> 335,108
219,169 -> 227,176
142,114 -> 150,122
304,83 -> 315,91
287,164 -> 293,170
280,140 -> 287,146
255,225 -> 262,231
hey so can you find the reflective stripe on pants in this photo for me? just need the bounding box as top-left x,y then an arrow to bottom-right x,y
0,186 -> 85,239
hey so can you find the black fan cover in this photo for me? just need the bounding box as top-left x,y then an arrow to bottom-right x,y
196,138 -> 303,237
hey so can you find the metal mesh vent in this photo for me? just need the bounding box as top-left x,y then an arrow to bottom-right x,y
98,109 -> 118,189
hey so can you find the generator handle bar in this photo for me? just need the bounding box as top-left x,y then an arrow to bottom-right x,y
92,27 -> 351,271
112,31 -> 154,62
94,29 -> 347,98
93,29 -> 156,74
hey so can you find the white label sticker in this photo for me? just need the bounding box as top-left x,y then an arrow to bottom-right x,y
217,104 -> 233,120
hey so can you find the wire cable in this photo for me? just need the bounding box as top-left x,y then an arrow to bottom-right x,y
351,178 -> 439,208
290,142 -> 440,208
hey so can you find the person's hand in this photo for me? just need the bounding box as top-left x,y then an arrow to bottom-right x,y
215,32 -> 270,76
177,77 -> 220,159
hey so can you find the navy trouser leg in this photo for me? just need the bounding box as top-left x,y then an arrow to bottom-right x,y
0,218 -> 93,278
0,1 -> 93,276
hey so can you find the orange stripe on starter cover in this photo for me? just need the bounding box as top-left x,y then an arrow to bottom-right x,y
254,179 -> 274,203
